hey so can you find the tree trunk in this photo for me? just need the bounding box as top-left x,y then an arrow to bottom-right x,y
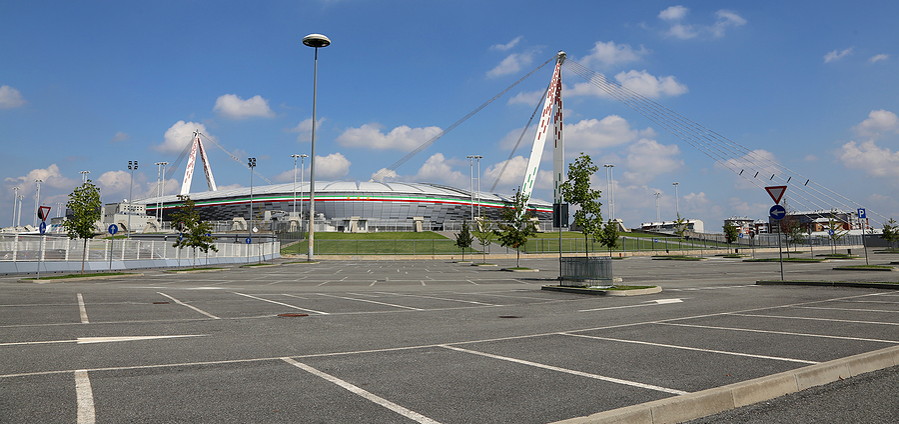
81,238 -> 88,273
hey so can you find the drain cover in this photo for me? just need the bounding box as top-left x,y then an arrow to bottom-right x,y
152,301 -> 170,304
277,313 -> 309,318
498,315 -> 522,319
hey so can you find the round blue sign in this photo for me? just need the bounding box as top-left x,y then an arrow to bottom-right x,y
769,204 -> 787,220
39,221 -> 47,235
107,224 -> 119,235
245,237 -> 252,244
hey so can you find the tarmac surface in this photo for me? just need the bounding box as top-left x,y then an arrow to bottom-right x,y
1,251 -> 897,423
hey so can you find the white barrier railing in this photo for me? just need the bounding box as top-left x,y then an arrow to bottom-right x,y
0,234 -> 279,264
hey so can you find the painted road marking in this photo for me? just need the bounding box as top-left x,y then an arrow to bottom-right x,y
77,294 -> 89,324
729,313 -> 899,326
315,293 -> 424,311
563,333 -> 818,364
373,292 -> 497,306
281,358 -> 441,424
157,292 -> 221,319
796,306 -> 899,313
657,322 -> 899,344
231,292 -> 329,315
75,370 -> 95,424
0,334 -> 204,347
579,299 -> 685,313
440,345 -> 688,395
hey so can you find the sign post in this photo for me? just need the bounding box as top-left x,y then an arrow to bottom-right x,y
858,208 -> 869,265
107,224 -> 119,271
36,206 -> 50,280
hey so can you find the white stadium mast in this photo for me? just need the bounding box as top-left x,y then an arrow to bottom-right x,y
180,130 -> 218,195
520,51 -> 565,203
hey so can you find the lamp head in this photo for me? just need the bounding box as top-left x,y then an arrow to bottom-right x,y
303,33 -> 331,48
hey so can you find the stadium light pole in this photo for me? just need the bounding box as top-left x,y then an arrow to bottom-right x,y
653,192 -> 662,229
127,161 -> 137,238
248,158 -> 256,244
33,179 -> 43,227
80,170 -> 90,183
11,186 -> 20,227
603,164 -> 615,221
466,155 -> 476,221
672,182 -> 680,219
302,33 -> 330,262
16,194 -> 24,227
299,154 -> 307,228
290,154 -> 301,217
155,162 -> 168,224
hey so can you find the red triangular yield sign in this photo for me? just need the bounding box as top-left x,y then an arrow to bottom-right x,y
765,186 -> 787,204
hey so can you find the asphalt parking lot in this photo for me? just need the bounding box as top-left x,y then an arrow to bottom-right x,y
1,253 -> 897,423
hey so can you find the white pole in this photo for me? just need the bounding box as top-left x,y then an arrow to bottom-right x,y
33,179 -> 42,227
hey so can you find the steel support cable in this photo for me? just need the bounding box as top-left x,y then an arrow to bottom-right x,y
564,60 -> 871,225
574,61 -> 875,225
371,55 -> 557,181
199,133 -> 273,185
489,85 -> 549,192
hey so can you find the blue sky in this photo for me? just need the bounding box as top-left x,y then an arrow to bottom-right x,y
2,0 -> 898,230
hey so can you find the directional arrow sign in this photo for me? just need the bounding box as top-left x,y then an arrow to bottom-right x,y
0,334 -> 203,347
770,204 -> 787,220
765,186 -> 787,204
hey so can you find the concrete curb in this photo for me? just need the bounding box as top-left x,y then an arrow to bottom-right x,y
756,281 -> 899,290
541,285 -> 662,296
165,268 -> 227,274
832,266 -> 897,272
19,273 -> 144,283
502,268 -> 540,272
551,345 -> 899,424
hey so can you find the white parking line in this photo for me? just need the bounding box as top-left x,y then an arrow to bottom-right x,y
231,292 -> 329,315
373,292 -> 496,306
562,333 -> 818,364
281,358 -> 441,424
728,313 -> 899,326
157,293 -> 221,319
77,294 -> 89,324
439,345 -> 688,395
657,322 -> 899,344
316,293 -> 423,310
75,370 -> 95,424
796,306 -> 899,313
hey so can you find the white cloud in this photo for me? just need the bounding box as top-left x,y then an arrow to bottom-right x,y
622,139 -> 684,184
853,109 -> 899,138
3,164 -> 76,193
487,52 -> 535,78
508,89 -> 545,106
290,117 -> 326,142
490,36 -> 523,51
824,48 -> 853,63
838,140 -> 899,179
370,168 -> 398,182
315,153 -> 351,179
711,10 -> 747,37
658,6 -> 745,39
213,94 -> 275,119
580,41 -> 648,68
336,123 -> 442,150
97,170 -> 132,199
0,85 -> 26,109
614,70 -> 688,98
155,121 -> 209,154
484,156 -> 529,191
659,5 -> 689,21
565,115 -> 652,151
411,153 -> 467,186
112,132 -> 129,142
869,54 -> 889,63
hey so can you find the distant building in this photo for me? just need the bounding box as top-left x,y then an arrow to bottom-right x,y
640,219 -> 704,233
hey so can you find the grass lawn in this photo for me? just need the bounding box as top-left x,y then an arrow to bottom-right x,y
281,231 -> 469,255
743,258 -> 825,263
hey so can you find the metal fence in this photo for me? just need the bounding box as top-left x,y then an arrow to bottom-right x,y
0,234 -> 279,273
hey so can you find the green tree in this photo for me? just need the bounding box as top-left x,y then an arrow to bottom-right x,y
558,153 -> 603,257
723,221 -> 739,253
881,218 -> 899,250
824,217 -> 848,254
454,221 -> 474,262
598,220 -> 620,257
170,195 -> 218,265
62,180 -> 102,273
780,215 -> 806,257
673,216 -> 689,238
494,190 -> 536,268
473,218 -> 496,264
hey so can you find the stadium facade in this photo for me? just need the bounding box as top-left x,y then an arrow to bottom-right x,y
139,181 -> 552,232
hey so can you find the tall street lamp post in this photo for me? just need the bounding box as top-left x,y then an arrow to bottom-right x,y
672,182 -> 680,219
290,154 -> 301,217
155,161 -> 168,224
302,33 -> 330,262
248,158 -> 256,245
603,164 -> 615,221
11,186 -> 20,227
33,179 -> 43,227
127,161 -> 137,238
466,155 -> 483,221
299,154 -> 307,228
653,192 -> 662,229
